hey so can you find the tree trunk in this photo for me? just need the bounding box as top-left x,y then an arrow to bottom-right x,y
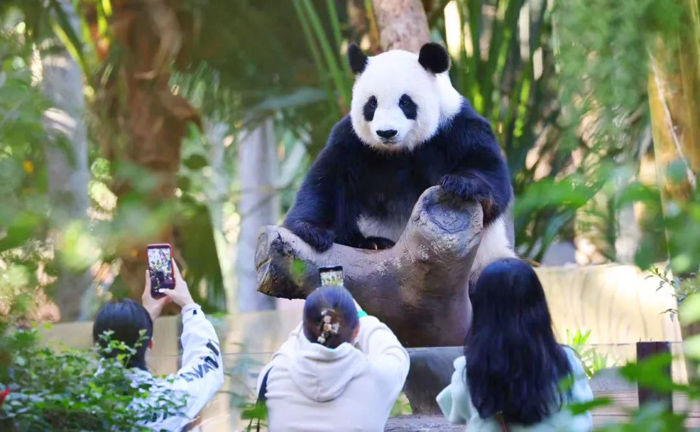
615,204 -> 641,264
371,0 -> 431,52
648,0 -> 700,379
236,119 -> 280,312
105,0 -> 199,299
648,1 -> 700,260
256,186 -> 481,348
38,1 -> 92,321
205,121 -> 237,311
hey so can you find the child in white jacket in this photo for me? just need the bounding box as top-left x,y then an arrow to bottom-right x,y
437,259 -> 594,432
93,262 -> 224,431
257,285 -> 410,432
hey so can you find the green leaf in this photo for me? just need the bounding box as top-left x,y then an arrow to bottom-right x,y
684,334 -> 700,359
568,397 -> 613,415
251,88 -> 326,112
680,293 -> 700,325
183,154 -> 209,170
177,176 -> 192,193
240,402 -> 268,420
291,258 -> 307,282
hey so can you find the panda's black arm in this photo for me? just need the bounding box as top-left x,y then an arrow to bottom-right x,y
283,150 -> 341,252
440,120 -> 513,224
283,128 -> 366,252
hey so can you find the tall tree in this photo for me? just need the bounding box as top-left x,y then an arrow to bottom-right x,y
236,119 -> 280,312
97,0 -> 200,298
37,1 -> 91,321
648,0 -> 700,273
647,0 -> 700,377
371,0 -> 430,52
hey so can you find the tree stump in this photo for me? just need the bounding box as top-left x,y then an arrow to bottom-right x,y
255,186 -> 483,348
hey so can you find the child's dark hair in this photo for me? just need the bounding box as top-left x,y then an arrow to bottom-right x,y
303,286 -> 359,349
92,298 -> 153,370
466,258 -> 571,425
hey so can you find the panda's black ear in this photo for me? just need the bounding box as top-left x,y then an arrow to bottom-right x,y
418,43 -> 450,74
348,43 -> 368,75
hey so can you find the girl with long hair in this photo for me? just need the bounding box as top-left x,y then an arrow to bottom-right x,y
437,258 -> 593,431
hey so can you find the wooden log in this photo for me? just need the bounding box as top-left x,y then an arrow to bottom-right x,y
255,186 -> 483,348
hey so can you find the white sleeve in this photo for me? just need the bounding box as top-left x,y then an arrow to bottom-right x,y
436,357 -> 471,425
354,316 -> 410,389
148,303 -> 225,431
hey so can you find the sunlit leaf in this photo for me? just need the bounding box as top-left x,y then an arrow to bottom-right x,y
680,293 -> 700,325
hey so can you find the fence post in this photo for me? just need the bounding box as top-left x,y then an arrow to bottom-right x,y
636,341 -> 673,409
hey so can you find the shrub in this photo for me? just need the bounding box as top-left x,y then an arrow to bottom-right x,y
0,325 -> 186,431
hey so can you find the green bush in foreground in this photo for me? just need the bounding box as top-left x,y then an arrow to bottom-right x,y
0,325 -> 186,432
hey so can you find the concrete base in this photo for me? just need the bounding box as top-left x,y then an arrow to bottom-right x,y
404,347 -> 462,414
385,415 -> 462,431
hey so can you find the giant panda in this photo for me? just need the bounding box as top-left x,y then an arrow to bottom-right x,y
284,42 -> 515,281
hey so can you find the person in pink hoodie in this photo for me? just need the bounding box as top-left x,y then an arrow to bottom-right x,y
256,285 -> 410,432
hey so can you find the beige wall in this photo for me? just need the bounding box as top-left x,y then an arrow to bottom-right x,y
537,264 -> 681,344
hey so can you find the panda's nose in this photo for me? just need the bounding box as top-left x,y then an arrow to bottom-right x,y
376,129 -> 398,139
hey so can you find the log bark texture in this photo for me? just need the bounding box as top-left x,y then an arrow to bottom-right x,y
371,0 -> 431,53
256,186 -> 482,347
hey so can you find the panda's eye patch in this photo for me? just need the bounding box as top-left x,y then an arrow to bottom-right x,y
399,94 -> 417,120
363,96 -> 378,121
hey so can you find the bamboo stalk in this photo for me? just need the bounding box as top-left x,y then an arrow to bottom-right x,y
301,0 -> 352,110
293,0 -> 342,119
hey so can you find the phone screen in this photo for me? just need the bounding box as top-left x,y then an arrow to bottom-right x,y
147,244 -> 175,293
319,266 -> 344,287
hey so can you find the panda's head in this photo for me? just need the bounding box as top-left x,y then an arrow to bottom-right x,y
348,43 -> 462,152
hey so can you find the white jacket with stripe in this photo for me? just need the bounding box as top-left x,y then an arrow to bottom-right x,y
129,303 -> 224,432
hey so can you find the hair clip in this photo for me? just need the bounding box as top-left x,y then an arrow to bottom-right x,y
317,309 -> 340,345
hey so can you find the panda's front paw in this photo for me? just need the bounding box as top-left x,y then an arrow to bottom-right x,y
361,236 -> 396,250
440,175 -> 495,216
287,221 -> 335,252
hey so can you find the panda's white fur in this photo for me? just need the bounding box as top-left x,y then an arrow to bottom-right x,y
350,50 -> 463,152
470,216 -> 516,283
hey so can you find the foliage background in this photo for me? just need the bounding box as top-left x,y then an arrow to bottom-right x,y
1,0 -> 700,427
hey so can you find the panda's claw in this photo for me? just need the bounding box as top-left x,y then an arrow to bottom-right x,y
362,236 -> 395,251
287,220 -> 335,252
440,175 -> 488,201
440,174 -> 499,222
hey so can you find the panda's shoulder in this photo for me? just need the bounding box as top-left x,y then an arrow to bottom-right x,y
437,100 -> 497,148
445,99 -> 491,130
326,115 -> 364,152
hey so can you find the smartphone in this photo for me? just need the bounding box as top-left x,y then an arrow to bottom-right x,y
147,243 -> 175,297
319,266 -> 344,287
